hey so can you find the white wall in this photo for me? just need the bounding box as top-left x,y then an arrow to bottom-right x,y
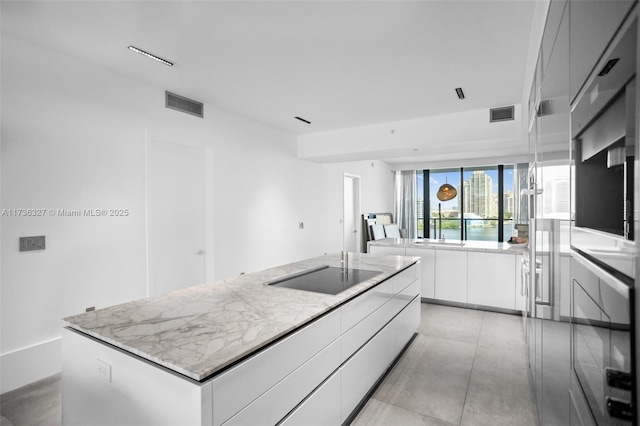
322,160 -> 394,254
0,35 -> 344,392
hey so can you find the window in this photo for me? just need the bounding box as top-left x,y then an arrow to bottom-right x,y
428,169 -> 461,240
417,165 -> 516,242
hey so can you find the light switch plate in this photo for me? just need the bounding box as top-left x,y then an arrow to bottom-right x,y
19,236 -> 46,251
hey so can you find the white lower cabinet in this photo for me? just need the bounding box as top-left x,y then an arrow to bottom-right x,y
340,297 -> 419,423
467,252 -> 516,310
212,309 -> 341,425
222,263 -> 421,426
280,373 -> 341,426
406,248 -> 435,299
434,250 -> 468,303
340,318 -> 394,423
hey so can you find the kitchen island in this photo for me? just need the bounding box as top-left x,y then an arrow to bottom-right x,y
62,252 -> 421,425
369,238 -> 526,312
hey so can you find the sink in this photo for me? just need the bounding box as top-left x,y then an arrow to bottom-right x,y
413,240 -> 465,247
266,265 -> 382,295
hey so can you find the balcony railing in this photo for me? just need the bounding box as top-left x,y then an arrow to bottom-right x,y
418,217 -> 514,241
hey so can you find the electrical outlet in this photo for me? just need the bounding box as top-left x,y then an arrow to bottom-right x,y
97,359 -> 111,383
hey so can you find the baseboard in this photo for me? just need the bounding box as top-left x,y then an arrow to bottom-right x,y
421,298 -> 523,316
0,337 -> 61,394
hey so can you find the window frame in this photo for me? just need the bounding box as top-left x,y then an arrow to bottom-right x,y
419,165 -> 512,242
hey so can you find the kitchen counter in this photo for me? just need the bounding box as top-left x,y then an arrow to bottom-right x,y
63,252 -> 418,382
369,238 -> 528,254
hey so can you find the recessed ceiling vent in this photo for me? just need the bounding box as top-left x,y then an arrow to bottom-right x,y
165,91 -> 203,118
537,100 -> 552,117
489,106 -> 514,122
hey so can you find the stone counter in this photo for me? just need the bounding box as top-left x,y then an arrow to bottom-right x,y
369,238 -> 528,254
63,252 -> 418,381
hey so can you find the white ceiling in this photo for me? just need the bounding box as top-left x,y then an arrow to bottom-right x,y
2,0 -> 539,137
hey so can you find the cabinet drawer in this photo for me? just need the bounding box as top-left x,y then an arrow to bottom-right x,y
341,278 -> 419,363
340,320 -> 394,423
223,339 -> 341,426
212,309 -> 341,426
341,278 -> 394,333
392,263 -> 418,293
279,371 -> 341,426
391,296 -> 420,355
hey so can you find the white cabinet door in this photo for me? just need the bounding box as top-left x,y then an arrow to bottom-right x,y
368,246 -> 406,256
467,252 -> 516,310
406,248 -> 435,299
434,250 -> 467,303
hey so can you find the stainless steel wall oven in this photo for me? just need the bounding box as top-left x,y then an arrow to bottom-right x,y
571,250 -> 635,425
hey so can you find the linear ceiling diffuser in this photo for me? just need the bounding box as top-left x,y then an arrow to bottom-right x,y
165,91 -> 204,118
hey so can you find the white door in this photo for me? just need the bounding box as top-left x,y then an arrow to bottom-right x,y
343,175 -> 360,253
148,138 -> 209,296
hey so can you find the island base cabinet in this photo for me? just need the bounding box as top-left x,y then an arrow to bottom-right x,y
62,328 -> 212,426
221,339 -> 341,426
340,295 -> 420,423
62,261 -> 421,426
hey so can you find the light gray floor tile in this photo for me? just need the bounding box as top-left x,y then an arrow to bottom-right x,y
0,374 -> 61,426
0,415 -> 15,426
460,344 -> 537,426
478,310 -> 526,354
373,335 -> 477,425
352,398 -> 457,426
419,303 -> 484,344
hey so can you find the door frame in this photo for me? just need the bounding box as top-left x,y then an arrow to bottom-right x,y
145,130 -> 215,297
343,173 -> 361,253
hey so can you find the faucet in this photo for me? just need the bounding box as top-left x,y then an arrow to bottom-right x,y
340,251 -> 349,278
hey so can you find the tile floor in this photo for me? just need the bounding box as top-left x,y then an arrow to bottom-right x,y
0,303 -> 537,426
353,303 -> 538,425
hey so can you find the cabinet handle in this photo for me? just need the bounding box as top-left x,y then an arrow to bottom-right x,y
606,367 -> 633,391
606,397 -> 633,421
534,265 -> 551,306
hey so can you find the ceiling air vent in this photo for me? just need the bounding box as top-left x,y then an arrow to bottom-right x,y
165,91 -> 204,118
489,106 -> 514,123
537,100 -> 552,117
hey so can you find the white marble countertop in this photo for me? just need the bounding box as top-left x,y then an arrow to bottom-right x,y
369,238 -> 528,254
63,253 -> 418,382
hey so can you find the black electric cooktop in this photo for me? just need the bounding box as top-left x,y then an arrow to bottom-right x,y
267,265 -> 382,295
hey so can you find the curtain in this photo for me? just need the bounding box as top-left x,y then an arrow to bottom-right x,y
394,170 -> 418,239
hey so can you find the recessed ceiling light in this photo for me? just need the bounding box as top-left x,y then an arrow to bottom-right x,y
294,116 -> 311,124
455,87 -> 465,100
128,46 -> 174,67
